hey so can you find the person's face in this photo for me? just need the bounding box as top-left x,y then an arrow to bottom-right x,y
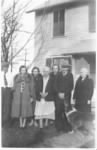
33,69 -> 39,76
21,68 -> 26,74
80,69 -> 88,78
43,69 -> 49,77
3,67 -> 8,73
62,68 -> 68,75
53,66 -> 58,74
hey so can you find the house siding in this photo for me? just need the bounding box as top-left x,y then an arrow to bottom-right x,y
33,1 -> 95,75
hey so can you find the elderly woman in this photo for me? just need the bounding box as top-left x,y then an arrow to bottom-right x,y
11,65 -> 36,128
34,67 -> 55,128
73,68 -> 94,113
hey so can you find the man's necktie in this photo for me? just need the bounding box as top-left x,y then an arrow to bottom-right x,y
4,73 -> 8,87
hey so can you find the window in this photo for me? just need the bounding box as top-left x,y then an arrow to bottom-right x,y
53,9 -> 65,37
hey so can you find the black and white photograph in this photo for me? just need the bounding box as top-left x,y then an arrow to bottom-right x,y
1,0 -> 96,148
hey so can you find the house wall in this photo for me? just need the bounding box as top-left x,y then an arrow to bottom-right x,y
33,2 -> 95,80
65,5 -> 89,36
32,1 -> 96,106
34,3 -> 93,67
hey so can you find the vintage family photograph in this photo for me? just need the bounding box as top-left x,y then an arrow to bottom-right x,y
1,0 -> 96,148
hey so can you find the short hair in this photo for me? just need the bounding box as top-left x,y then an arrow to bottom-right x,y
80,68 -> 89,75
31,66 -> 40,73
43,66 -> 50,72
19,65 -> 27,73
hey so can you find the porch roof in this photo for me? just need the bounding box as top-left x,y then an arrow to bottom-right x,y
47,39 -> 96,56
27,0 -> 90,13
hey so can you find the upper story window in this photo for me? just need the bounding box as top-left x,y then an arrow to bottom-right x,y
53,9 -> 65,37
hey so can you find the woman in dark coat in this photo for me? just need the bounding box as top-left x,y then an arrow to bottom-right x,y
73,68 -> 94,113
29,67 -> 43,126
11,66 -> 36,128
32,67 -> 43,101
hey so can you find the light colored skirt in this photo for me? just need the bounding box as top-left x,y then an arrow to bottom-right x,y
35,98 -> 55,120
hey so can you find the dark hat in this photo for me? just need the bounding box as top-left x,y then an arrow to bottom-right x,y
61,64 -> 71,69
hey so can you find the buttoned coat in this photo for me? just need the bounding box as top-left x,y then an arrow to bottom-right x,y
11,73 -> 36,118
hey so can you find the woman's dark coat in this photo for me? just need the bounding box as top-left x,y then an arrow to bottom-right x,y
73,76 -> 94,112
32,74 -> 43,101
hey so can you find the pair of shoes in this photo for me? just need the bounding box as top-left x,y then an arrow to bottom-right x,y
28,120 -> 34,127
68,130 -> 74,134
34,121 -> 38,127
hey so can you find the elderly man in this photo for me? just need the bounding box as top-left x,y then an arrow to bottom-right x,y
73,68 -> 94,112
1,62 -> 13,127
55,65 -> 73,132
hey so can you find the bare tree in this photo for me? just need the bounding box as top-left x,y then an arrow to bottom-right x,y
27,2 -> 49,69
1,0 -> 49,71
1,1 -> 20,64
1,0 -> 33,70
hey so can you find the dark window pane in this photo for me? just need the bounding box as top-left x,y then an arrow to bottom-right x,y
53,9 -> 64,36
46,58 -> 52,67
53,11 -> 59,36
60,9 -> 64,35
54,11 -> 58,23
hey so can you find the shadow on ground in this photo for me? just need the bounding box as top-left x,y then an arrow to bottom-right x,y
2,111 -> 95,148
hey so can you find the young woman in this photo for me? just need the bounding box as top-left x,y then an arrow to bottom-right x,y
29,67 -> 43,127
11,65 -> 36,128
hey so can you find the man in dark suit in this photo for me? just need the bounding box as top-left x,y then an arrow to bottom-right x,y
50,65 -> 59,100
55,65 -> 73,132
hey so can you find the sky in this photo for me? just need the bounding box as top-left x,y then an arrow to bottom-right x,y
1,0 -> 47,73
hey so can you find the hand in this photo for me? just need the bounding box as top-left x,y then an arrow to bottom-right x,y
58,93 -> 64,99
72,99 -> 76,106
44,92 -> 48,97
41,98 -> 45,104
64,102 -> 68,107
30,98 -> 34,103
40,92 -> 48,98
87,100 -> 91,104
